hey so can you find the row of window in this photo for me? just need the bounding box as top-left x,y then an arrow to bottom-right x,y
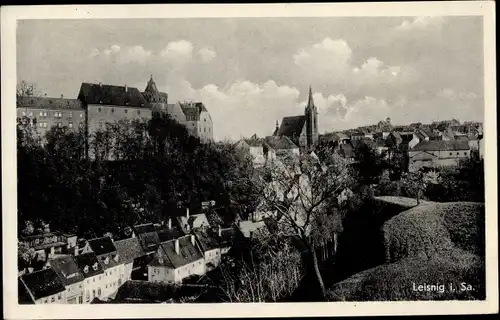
22,111 -> 84,118
97,107 -> 142,115
41,292 -> 63,304
38,122 -> 83,129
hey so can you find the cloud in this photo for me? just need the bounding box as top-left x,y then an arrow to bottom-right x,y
438,88 -> 478,101
292,37 -> 415,95
90,45 -> 152,65
198,47 -> 217,63
160,40 -> 194,66
396,16 -> 446,31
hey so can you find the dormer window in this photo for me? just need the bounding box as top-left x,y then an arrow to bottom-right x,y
92,263 -> 98,271
158,257 -> 163,264
124,109 -> 128,113
104,257 -> 109,265
84,266 -> 89,273
113,254 -> 119,262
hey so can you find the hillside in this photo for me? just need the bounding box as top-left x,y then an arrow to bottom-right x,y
328,200 -> 485,301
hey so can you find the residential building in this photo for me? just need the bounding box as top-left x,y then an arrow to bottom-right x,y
16,96 -> 86,138
176,208 -> 211,234
193,228 -> 222,271
19,268 -> 67,304
19,229 -> 78,261
408,140 -> 471,170
180,101 -> 214,143
274,86 -> 318,150
47,255 -> 84,304
234,136 -> 266,167
264,135 -> 300,162
85,236 -> 124,299
74,252 -> 105,303
113,237 -> 146,284
408,129 -> 430,149
148,235 -> 205,284
132,223 -> 161,254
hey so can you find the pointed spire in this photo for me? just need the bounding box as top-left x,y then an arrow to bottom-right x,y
276,120 -> 279,129
307,85 -> 314,108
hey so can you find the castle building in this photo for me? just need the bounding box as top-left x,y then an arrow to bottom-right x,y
274,86 -> 318,151
16,76 -> 215,152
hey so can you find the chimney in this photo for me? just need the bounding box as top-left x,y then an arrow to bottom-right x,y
191,234 -> 195,246
60,94 -> 64,99
99,82 -> 102,87
125,85 -> 128,92
276,120 -> 279,130
186,208 -> 190,219
168,218 -> 172,229
44,93 -> 47,97
175,239 -> 180,254
218,226 -> 222,237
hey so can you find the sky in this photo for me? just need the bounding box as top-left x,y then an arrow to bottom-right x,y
17,17 -> 484,141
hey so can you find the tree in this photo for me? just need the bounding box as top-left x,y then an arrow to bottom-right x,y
352,142 -> 389,186
252,152 -> 352,299
401,166 -> 428,205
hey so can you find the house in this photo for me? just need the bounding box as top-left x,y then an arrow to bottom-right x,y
74,252 -> 105,303
408,130 -> 430,149
47,255 -> 84,304
19,268 -> 67,304
132,223 -> 161,254
86,236 -> 124,299
19,228 -> 78,261
377,118 -> 393,138
234,137 -> 266,167
386,131 -> 414,150
179,101 -> 214,143
274,87 -> 318,150
218,227 -> 237,255
113,237 -> 146,284
148,235 -> 205,284
408,140 -> 471,171
319,132 -> 350,147
157,219 -> 185,243
264,135 -> 300,162
193,228 -> 222,271
176,208 -> 211,234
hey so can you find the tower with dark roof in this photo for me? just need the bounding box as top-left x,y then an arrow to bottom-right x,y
304,86 -> 318,150
142,75 -> 168,114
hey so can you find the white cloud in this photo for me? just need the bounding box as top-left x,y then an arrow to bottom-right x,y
396,16 -> 446,31
90,45 -> 151,65
160,40 -> 194,66
438,88 -> 478,101
198,47 -> 217,63
293,38 -> 412,89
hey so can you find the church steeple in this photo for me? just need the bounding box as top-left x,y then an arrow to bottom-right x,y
307,85 -> 314,109
304,85 -> 318,150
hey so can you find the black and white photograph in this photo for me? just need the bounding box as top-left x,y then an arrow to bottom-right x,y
2,2 -> 497,318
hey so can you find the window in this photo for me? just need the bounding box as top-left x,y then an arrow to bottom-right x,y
22,111 -> 26,116
124,109 -> 128,113
58,293 -> 62,300
69,112 -> 73,118
44,298 -> 48,303
98,288 -> 101,296
80,113 -> 83,118
99,276 -> 101,280
79,122 -> 83,128
93,278 -> 95,283
98,107 -> 102,112
51,296 -> 55,302
449,152 -> 452,156
40,111 -> 44,117
92,289 -> 95,298
29,112 -> 33,117
118,278 -> 122,285
69,122 -> 73,128
105,284 -> 108,288
111,108 -> 114,113
57,122 -> 63,128
137,110 -> 140,115
78,296 -> 83,304
44,112 -> 48,117
464,152 -> 467,155
204,118 -> 206,122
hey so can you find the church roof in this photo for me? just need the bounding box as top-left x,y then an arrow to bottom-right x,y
264,136 -> 298,150
276,115 -> 306,137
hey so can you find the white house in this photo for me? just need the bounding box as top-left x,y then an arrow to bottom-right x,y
114,237 -> 146,284
408,140 -> 471,171
148,235 -> 205,284
74,252 -> 105,303
19,268 -> 67,304
193,228 -> 222,271
176,208 -> 210,234
234,137 -> 267,167
47,255 -> 84,304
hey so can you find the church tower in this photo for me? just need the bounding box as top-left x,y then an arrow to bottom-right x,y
304,85 -> 318,150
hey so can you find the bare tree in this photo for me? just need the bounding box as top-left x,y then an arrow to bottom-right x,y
16,81 -> 40,106
251,150 -> 352,298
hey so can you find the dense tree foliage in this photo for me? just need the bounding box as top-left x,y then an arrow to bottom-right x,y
17,112 -> 257,239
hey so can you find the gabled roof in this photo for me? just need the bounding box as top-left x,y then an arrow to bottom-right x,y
114,237 -> 146,264
48,255 -> 84,286
411,140 -> 470,151
149,235 -> 204,269
414,131 -> 426,141
133,223 -> 156,236
18,278 -> 34,304
193,229 -> 220,252
20,268 -> 66,300
96,251 -> 122,270
157,227 -> 185,243
176,213 -> 210,233
243,138 -> 263,148
74,252 -> 104,278
137,231 -> 161,253
264,135 -> 298,150
78,83 -> 148,108
17,96 -> 84,110
276,115 -> 306,137
88,236 -> 116,256
180,102 -> 209,120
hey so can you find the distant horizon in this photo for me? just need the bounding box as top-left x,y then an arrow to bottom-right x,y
17,17 -> 484,140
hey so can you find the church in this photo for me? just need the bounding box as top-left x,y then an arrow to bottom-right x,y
273,86 -> 318,151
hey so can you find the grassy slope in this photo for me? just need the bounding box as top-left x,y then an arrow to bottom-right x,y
328,200 -> 485,301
